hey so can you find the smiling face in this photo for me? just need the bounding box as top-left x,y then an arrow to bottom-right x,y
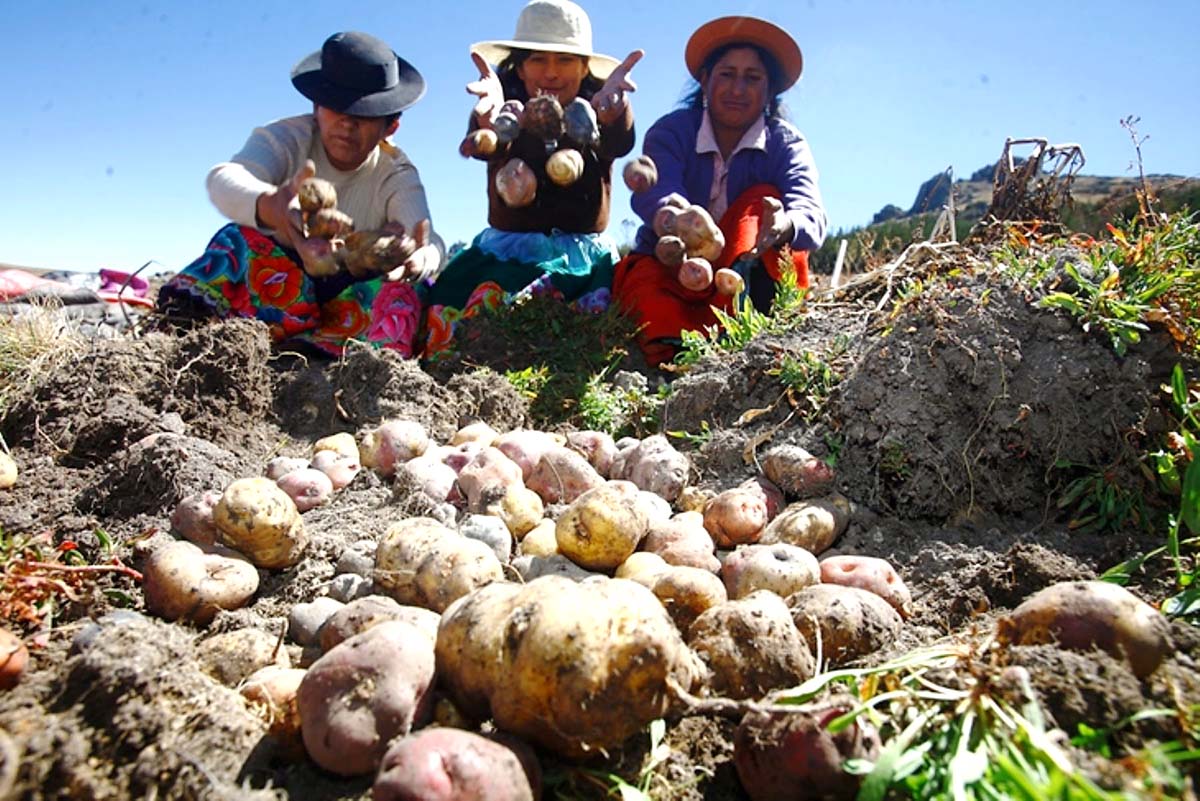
701,46 -> 771,137
314,106 -> 399,171
516,50 -> 589,105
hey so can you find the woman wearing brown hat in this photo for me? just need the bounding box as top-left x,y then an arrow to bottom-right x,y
157,31 -> 445,357
612,16 -> 828,368
420,0 -> 643,361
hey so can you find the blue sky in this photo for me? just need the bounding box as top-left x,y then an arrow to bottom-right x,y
2,0 -> 1197,273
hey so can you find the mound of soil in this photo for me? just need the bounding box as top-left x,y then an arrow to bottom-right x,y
0,242 -> 1196,799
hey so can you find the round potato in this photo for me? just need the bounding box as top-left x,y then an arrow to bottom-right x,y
555,482 -> 649,570
722,543 -> 820,600
213,477 -> 307,569
787,584 -> 903,667
142,539 -> 259,625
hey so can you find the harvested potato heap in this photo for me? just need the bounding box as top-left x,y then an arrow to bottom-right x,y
294,174 -> 422,278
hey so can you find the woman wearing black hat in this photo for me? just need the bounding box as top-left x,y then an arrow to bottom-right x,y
612,17 -> 828,368
157,31 -> 445,357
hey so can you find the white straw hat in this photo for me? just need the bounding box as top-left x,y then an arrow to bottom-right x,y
471,0 -> 620,79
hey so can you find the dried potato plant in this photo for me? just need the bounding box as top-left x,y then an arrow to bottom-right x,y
0,300 -> 88,414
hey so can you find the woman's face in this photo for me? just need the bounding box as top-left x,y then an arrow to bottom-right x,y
315,106 -> 399,171
517,51 -> 589,105
702,47 -> 770,134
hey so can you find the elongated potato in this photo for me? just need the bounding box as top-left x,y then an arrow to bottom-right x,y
761,494 -> 851,554
437,576 -> 703,759
527,445 -> 604,505
996,580 -> 1172,678
142,540 -> 259,625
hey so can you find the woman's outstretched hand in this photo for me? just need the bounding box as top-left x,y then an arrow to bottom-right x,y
592,50 -> 644,125
386,220 -> 440,284
466,52 -> 504,128
256,159 -> 314,248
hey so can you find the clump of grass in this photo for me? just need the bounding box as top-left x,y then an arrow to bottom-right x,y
0,300 -> 87,414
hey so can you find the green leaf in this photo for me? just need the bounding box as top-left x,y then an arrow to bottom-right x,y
1172,363 -> 1188,410
1181,456 -> 1200,535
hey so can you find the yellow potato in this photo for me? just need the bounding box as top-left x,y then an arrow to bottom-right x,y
555,483 -> 649,570
213,477 -> 307,569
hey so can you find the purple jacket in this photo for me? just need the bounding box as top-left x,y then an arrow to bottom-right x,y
631,106 -> 827,256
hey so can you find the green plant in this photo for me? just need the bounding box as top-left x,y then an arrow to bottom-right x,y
1053,459 -> 1149,536
766,338 -> 848,423
503,365 -> 550,400
544,719 -> 704,800
666,420 -> 712,448
577,372 -> 664,438
878,438 -> 912,480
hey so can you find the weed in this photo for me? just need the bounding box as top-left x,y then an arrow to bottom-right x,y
1053,459 -> 1149,535
878,439 -> 912,480
0,300 -> 87,414
667,420 -> 712,448
577,372 -> 664,438
766,337 -> 849,424
504,365 -> 550,400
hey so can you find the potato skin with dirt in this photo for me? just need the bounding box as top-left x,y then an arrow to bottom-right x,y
374,517 -> 504,613
0,626 -> 28,690
787,584 -> 903,666
734,698 -> 881,801
298,620 -> 436,777
555,482 -> 649,570
213,476 -> 307,569
760,494 -> 851,555
688,591 -> 815,700
996,580 -> 1172,678
373,728 -> 538,801
141,540 -> 260,625
435,575 -> 703,758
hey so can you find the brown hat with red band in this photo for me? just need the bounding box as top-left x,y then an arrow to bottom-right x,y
685,16 -> 803,90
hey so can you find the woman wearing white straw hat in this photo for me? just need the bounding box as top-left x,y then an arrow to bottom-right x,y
158,31 -> 445,357
613,16 -> 828,368
421,0 -> 643,361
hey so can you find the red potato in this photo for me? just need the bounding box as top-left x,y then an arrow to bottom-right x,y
714,268 -> 745,296
319,595 -> 441,652
705,485 -> 775,548
264,456 -> 309,481
761,445 -> 836,499
527,446 -> 604,505
565,430 -> 618,477
496,429 -> 562,480
655,235 -> 687,267
436,441 -> 486,474
497,158 -> 538,207
457,447 -> 524,512
373,728 -> 540,801
611,434 -> 691,504
622,154 -> 658,194
678,257 -> 713,291
360,420 -> 431,478
169,490 -> 222,547
996,580 -> 1172,678
1,626 -> 28,690
734,698 -> 880,801
722,543 -> 820,600
642,511 -> 721,573
275,467 -> 333,512
309,449 -> 360,490
298,620 -> 437,777
394,455 -> 458,503
142,540 -> 259,625
653,206 -> 680,237
820,555 -> 912,618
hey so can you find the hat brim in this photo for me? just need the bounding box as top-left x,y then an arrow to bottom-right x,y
470,41 -> 620,80
685,16 -> 803,90
291,49 -> 427,116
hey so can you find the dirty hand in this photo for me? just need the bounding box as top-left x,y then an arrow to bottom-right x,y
256,159 -> 314,248
592,50 -> 643,125
466,52 -> 504,128
386,220 -> 440,283
753,196 -> 793,254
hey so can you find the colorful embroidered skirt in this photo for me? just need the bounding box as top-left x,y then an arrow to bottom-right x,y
157,223 -> 421,356
421,228 -> 616,361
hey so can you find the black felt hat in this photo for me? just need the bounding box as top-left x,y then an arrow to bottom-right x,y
291,31 -> 426,116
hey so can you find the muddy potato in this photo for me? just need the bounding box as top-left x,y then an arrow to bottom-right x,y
170,489 -> 222,546
787,584 -> 903,666
611,434 -> 690,504
213,476 -> 307,569
722,543 -> 820,600
319,595 -> 441,652
565,430 -> 618,477
689,591 -> 815,699
820,555 -> 912,619
436,575 -> 703,758
677,256 -> 713,291
298,176 -> 337,213
309,449 -> 360,490
142,540 -> 259,625
457,447 -> 524,512
275,467 -> 333,512
360,420 -> 430,477
298,620 -> 437,776
197,627 -> 289,686
761,494 -> 851,554
704,481 -> 779,548
522,93 -> 564,140
615,551 -> 670,588
996,580 -> 1172,678
555,482 -> 650,570
374,728 -> 538,801
761,445 -> 836,499
734,696 -> 880,801
240,665 -> 307,760
374,517 -> 504,613
654,235 -> 687,267
642,511 -> 720,573
677,486 -> 716,514
1,626 -> 28,690
527,445 -> 604,505
0,452 -> 17,489
307,207 -> 354,239
652,565 -> 728,632
653,206 -> 680,238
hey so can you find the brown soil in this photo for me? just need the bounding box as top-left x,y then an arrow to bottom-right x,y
0,242 -> 1197,800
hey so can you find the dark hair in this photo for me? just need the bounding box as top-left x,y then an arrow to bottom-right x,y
497,48 -> 605,102
680,43 -> 789,121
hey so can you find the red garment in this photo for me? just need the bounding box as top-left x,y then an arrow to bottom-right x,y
612,184 -> 809,367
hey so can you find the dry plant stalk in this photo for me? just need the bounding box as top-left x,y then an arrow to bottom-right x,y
0,299 -> 89,411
